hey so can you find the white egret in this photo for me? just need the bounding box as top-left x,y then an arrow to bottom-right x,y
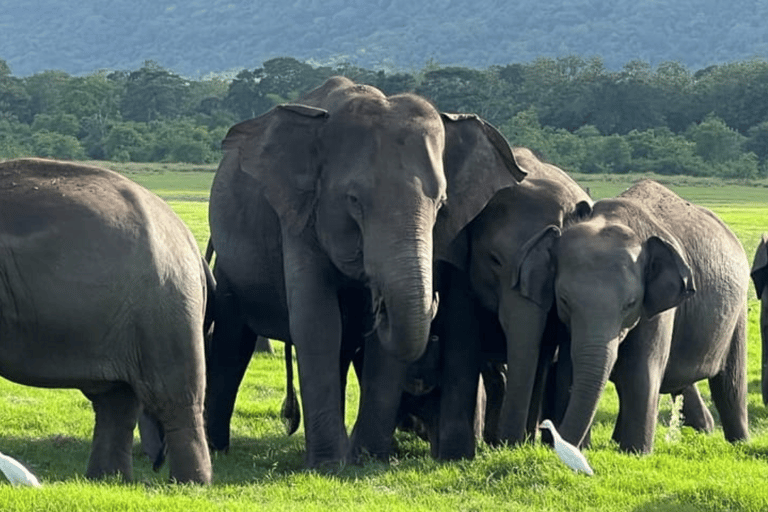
0,452 -> 41,487
540,419 -> 594,476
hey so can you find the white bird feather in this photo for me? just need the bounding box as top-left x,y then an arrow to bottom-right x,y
0,452 -> 42,487
540,419 -> 594,476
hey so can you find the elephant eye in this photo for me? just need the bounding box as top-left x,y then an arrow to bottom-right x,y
346,193 -> 363,217
622,299 -> 638,312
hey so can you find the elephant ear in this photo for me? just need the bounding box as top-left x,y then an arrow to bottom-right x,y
221,104 -> 328,235
751,233 -> 768,299
512,225 -> 561,308
436,113 -> 528,269
643,236 -> 696,318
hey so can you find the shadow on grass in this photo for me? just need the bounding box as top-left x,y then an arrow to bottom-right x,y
0,434 -> 92,482
210,430 -> 438,484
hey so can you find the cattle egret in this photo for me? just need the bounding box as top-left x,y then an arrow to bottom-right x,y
0,452 -> 41,487
540,419 -> 594,476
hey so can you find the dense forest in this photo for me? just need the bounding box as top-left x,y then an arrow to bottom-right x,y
1,55 -> 767,179
3,0 -> 768,77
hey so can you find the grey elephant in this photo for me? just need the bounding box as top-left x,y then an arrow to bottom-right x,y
517,179 -> 749,453
751,233 -> 768,404
0,158 -> 212,483
204,76 -> 527,467
396,148 -> 591,459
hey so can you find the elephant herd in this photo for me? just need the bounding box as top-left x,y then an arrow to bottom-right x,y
0,77 -> 765,484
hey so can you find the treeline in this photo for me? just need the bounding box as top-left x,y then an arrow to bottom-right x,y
1,56 -> 767,178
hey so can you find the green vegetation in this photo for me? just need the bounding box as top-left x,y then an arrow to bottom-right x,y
2,56 -> 768,179
0,166 -> 767,510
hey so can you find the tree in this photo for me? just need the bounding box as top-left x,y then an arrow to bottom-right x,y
31,112 -> 80,137
0,64 -> 31,123
416,67 -> 515,126
745,121 -> 768,163
685,114 -> 745,163
224,68 -> 273,121
500,107 -> 548,155
121,61 -> 189,122
31,130 -> 85,160
103,122 -> 147,161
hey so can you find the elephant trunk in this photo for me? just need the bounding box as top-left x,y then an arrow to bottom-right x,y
556,331 -> 619,448
369,225 -> 435,363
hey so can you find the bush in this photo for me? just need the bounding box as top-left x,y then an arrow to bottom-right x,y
30,130 -> 85,160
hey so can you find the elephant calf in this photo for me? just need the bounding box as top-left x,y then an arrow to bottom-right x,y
0,158 -> 212,483
517,179 -> 750,453
751,233 -> 768,404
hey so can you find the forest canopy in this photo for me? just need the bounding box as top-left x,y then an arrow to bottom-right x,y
1,55 -> 767,179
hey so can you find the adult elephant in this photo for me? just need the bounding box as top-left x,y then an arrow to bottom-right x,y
399,148 -> 591,459
517,180 -> 749,453
205,76 -> 527,467
751,234 -> 768,404
0,158 -> 212,483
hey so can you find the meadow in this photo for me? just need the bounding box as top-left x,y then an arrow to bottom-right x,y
1,163 -> 767,511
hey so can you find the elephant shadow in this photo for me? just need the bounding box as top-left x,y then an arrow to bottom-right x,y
216,433 -> 430,483
0,435 -> 171,483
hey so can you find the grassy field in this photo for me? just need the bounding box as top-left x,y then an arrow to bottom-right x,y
1,163 -> 767,511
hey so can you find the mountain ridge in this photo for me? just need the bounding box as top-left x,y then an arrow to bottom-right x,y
2,0 -> 767,77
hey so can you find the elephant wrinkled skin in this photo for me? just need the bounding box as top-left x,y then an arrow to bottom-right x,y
0,158 -> 212,483
518,179 -> 750,453
400,148 -> 591,459
205,77 -> 526,467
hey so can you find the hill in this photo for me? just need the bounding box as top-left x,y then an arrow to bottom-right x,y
1,0 -> 767,77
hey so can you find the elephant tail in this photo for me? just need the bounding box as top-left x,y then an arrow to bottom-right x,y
204,238 -> 215,264
280,340 -> 301,436
202,256 -> 216,343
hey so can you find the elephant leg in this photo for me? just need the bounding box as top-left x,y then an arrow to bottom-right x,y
611,321 -> 671,453
206,324 -> 257,451
339,288 -> 369,421
480,361 -> 506,446
435,267 -> 481,460
85,384 -> 140,481
282,234 -> 348,467
708,312 -> 749,443
530,309 -> 564,439
349,333 -> 408,461
205,280 -> 257,451
679,385 -> 714,433
138,408 -> 166,470
155,401 -> 212,484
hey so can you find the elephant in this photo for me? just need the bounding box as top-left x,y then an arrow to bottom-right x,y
751,233 -> 768,405
0,158 -> 212,483
204,76 -> 527,467
395,147 -> 591,459
516,179 -> 750,453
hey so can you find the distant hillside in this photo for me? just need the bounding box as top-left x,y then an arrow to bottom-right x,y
2,0 -> 768,77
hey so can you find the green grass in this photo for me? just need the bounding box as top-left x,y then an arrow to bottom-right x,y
1,164 -> 768,511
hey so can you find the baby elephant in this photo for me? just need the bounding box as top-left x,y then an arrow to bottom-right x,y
0,158 -> 212,483
517,180 -> 750,453
751,234 -> 768,404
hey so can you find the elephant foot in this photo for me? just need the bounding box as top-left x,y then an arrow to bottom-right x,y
86,385 -> 139,482
435,424 -> 476,461
158,404 -> 212,484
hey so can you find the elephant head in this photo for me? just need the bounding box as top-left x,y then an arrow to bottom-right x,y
515,200 -> 694,447
751,233 -> 768,405
218,76 -> 526,363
